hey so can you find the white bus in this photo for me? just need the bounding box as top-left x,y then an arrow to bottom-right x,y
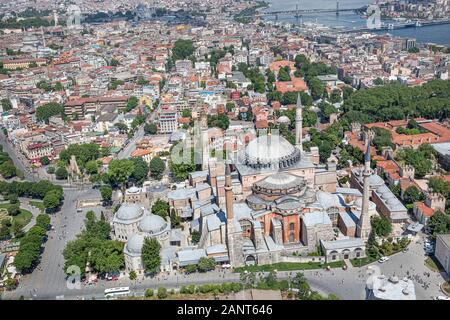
104,287 -> 130,298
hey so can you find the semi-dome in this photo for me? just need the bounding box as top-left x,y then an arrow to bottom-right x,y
138,214 -> 168,235
125,233 -> 145,255
316,191 -> 341,210
115,204 -> 144,221
244,135 -> 301,169
259,173 -> 304,188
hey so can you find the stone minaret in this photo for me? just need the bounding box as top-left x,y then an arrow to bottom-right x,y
295,93 -> 303,152
224,163 -> 234,220
357,137 -> 372,240
225,162 -> 244,266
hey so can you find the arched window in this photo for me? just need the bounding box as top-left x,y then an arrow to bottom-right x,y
240,219 -> 253,239
289,222 -> 295,231
289,233 -> 295,243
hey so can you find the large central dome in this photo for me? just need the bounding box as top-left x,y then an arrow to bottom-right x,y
244,135 -> 301,169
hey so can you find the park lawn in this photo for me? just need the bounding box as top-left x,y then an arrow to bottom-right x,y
425,256 -> 444,272
350,256 -> 378,267
29,200 -> 45,213
234,261 -> 344,273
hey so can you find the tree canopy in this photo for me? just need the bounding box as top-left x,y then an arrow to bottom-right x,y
149,157 -> 165,180
36,102 -> 65,123
371,216 -> 393,237
141,237 -> 161,274
63,211 -> 123,277
172,39 -> 195,61
342,80 -> 450,123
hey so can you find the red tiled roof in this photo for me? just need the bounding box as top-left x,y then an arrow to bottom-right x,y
414,202 -> 435,217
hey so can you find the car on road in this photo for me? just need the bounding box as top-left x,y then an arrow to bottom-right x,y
106,272 -> 120,281
378,256 -> 389,263
402,247 -> 409,253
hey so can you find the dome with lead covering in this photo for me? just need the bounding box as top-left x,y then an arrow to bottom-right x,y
138,214 -> 168,235
125,233 -> 145,255
244,135 -> 301,169
115,204 -> 144,221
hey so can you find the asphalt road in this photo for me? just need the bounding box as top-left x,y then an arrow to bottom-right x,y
4,187 -> 101,299
0,130 -> 37,182
117,126 -> 145,160
6,232 -> 447,300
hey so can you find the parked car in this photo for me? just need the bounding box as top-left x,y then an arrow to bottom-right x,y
378,256 -> 389,263
106,272 -> 120,281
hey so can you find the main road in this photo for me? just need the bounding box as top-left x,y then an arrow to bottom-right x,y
4,233 -> 446,300
3,187 -> 101,300
0,130 -> 37,182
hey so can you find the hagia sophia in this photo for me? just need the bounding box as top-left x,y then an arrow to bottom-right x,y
112,94 -> 382,274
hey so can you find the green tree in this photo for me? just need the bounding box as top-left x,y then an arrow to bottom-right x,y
197,257 -> 216,272
151,199 -> 169,218
403,186 -> 425,205
1,98 -> 13,111
59,143 -> 100,169
36,102 -> 64,123
371,216 -> 392,237
307,77 -> 325,100
126,96 -> 139,112
149,157 -> 165,180
129,270 -> 137,281
108,159 -> 135,188
130,157 -> 149,184
144,123 -> 158,135
157,287 -> 168,299
0,161 -> 16,179
43,190 -> 62,210
185,264 -> 197,273
55,167 -> 68,180
36,214 -> 51,229
109,58 -> 120,66
40,156 -> 50,166
54,82 -> 63,91
84,160 -> 99,175
145,288 -> 154,297
142,237 -> 161,274
291,272 -> 311,300
172,39 -> 195,61
191,230 -> 201,244
278,66 -> 291,82
100,185 -> 112,204
427,211 -> 450,239
208,114 -> 230,130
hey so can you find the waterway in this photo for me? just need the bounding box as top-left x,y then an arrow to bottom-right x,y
264,0 -> 450,46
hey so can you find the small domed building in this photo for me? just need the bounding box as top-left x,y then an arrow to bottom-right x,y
112,204 -> 147,241
112,202 -> 186,275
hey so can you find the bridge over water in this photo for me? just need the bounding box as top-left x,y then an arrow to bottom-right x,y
241,2 -> 368,19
